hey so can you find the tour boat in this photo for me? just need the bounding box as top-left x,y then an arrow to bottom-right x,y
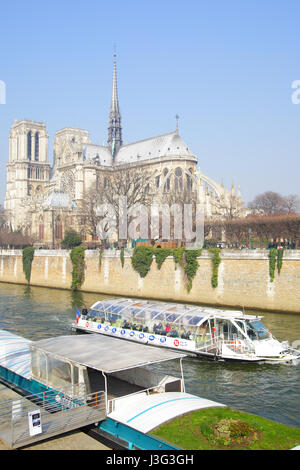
73,298 -> 300,364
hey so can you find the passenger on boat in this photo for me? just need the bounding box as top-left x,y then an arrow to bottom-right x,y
169,329 -> 178,338
247,327 -> 256,340
154,323 -> 163,334
181,330 -> 191,340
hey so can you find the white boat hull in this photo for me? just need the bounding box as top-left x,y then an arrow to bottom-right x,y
73,320 -> 299,364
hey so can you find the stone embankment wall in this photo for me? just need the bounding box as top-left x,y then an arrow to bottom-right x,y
0,249 -> 300,313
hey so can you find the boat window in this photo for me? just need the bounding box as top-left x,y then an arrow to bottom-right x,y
248,320 -> 269,340
188,316 -> 203,326
149,311 -> 160,319
31,350 -> 47,382
87,309 -> 98,319
72,365 -> 79,385
152,313 -> 165,322
165,313 -> 181,323
47,355 -> 72,388
235,321 -> 246,335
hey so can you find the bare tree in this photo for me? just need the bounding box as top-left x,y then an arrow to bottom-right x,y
248,191 -> 286,216
282,194 -> 300,215
79,182 -> 101,240
0,205 -> 7,229
84,167 -> 154,243
160,186 -> 199,242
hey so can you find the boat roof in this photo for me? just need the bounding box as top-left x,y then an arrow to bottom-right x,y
0,329 -> 31,379
90,298 -> 261,326
30,334 -> 186,373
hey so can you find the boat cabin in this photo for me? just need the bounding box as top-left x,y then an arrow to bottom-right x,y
78,298 -> 270,354
29,334 -> 186,402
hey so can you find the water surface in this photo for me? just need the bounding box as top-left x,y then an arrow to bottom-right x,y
0,283 -> 299,428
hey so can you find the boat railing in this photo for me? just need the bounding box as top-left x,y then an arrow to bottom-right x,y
0,385 -> 107,448
108,384 -> 167,414
196,335 -> 255,355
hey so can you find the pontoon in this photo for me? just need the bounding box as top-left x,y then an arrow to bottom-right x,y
73,298 -> 300,364
1,329 -> 225,449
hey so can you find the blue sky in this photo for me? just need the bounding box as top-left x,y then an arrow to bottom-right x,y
0,0 -> 300,205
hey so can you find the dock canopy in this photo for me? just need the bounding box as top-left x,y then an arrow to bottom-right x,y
30,334 -> 186,374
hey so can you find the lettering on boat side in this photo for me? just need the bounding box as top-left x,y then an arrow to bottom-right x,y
79,320 -> 196,350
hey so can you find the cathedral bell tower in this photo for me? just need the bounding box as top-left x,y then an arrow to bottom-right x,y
4,119 -> 50,230
107,51 -> 122,159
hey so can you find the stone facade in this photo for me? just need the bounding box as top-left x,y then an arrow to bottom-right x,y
4,55 -> 245,246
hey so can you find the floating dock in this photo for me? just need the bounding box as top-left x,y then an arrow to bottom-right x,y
0,329 -> 225,449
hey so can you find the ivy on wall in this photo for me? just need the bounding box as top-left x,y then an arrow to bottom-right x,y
154,248 -> 172,270
173,247 -> 185,270
269,248 -> 284,282
70,246 -> 87,291
98,248 -> 103,270
131,245 -> 203,293
131,246 -> 154,278
120,248 -> 125,268
22,246 -> 35,284
268,248 -> 277,282
208,248 -> 221,288
277,249 -> 284,275
184,249 -> 202,293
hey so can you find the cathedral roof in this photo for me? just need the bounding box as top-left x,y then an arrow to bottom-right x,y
114,131 -> 196,165
83,144 -> 113,166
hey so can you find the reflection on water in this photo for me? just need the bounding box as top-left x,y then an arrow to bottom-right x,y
0,282 -> 299,428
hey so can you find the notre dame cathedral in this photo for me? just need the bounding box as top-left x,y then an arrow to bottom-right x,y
4,53 -> 245,247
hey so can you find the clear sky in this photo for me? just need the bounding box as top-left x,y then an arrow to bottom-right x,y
0,0 -> 300,205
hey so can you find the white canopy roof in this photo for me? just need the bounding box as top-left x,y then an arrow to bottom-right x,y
30,334 -> 186,373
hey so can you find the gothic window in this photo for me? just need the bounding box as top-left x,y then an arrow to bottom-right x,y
174,167 -> 183,192
35,132 -> 39,161
28,185 -> 33,196
163,168 -> 170,192
27,131 -> 32,160
186,173 -> 193,190
55,216 -> 62,240
104,177 -> 109,189
155,175 -> 160,188
39,219 -> 44,241
61,170 -> 75,199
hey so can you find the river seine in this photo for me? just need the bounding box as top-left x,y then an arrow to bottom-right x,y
0,282 -> 299,428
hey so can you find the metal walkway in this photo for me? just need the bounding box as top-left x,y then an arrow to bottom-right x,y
0,385 -> 106,449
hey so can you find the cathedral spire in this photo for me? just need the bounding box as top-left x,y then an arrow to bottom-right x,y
108,49 -> 122,158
